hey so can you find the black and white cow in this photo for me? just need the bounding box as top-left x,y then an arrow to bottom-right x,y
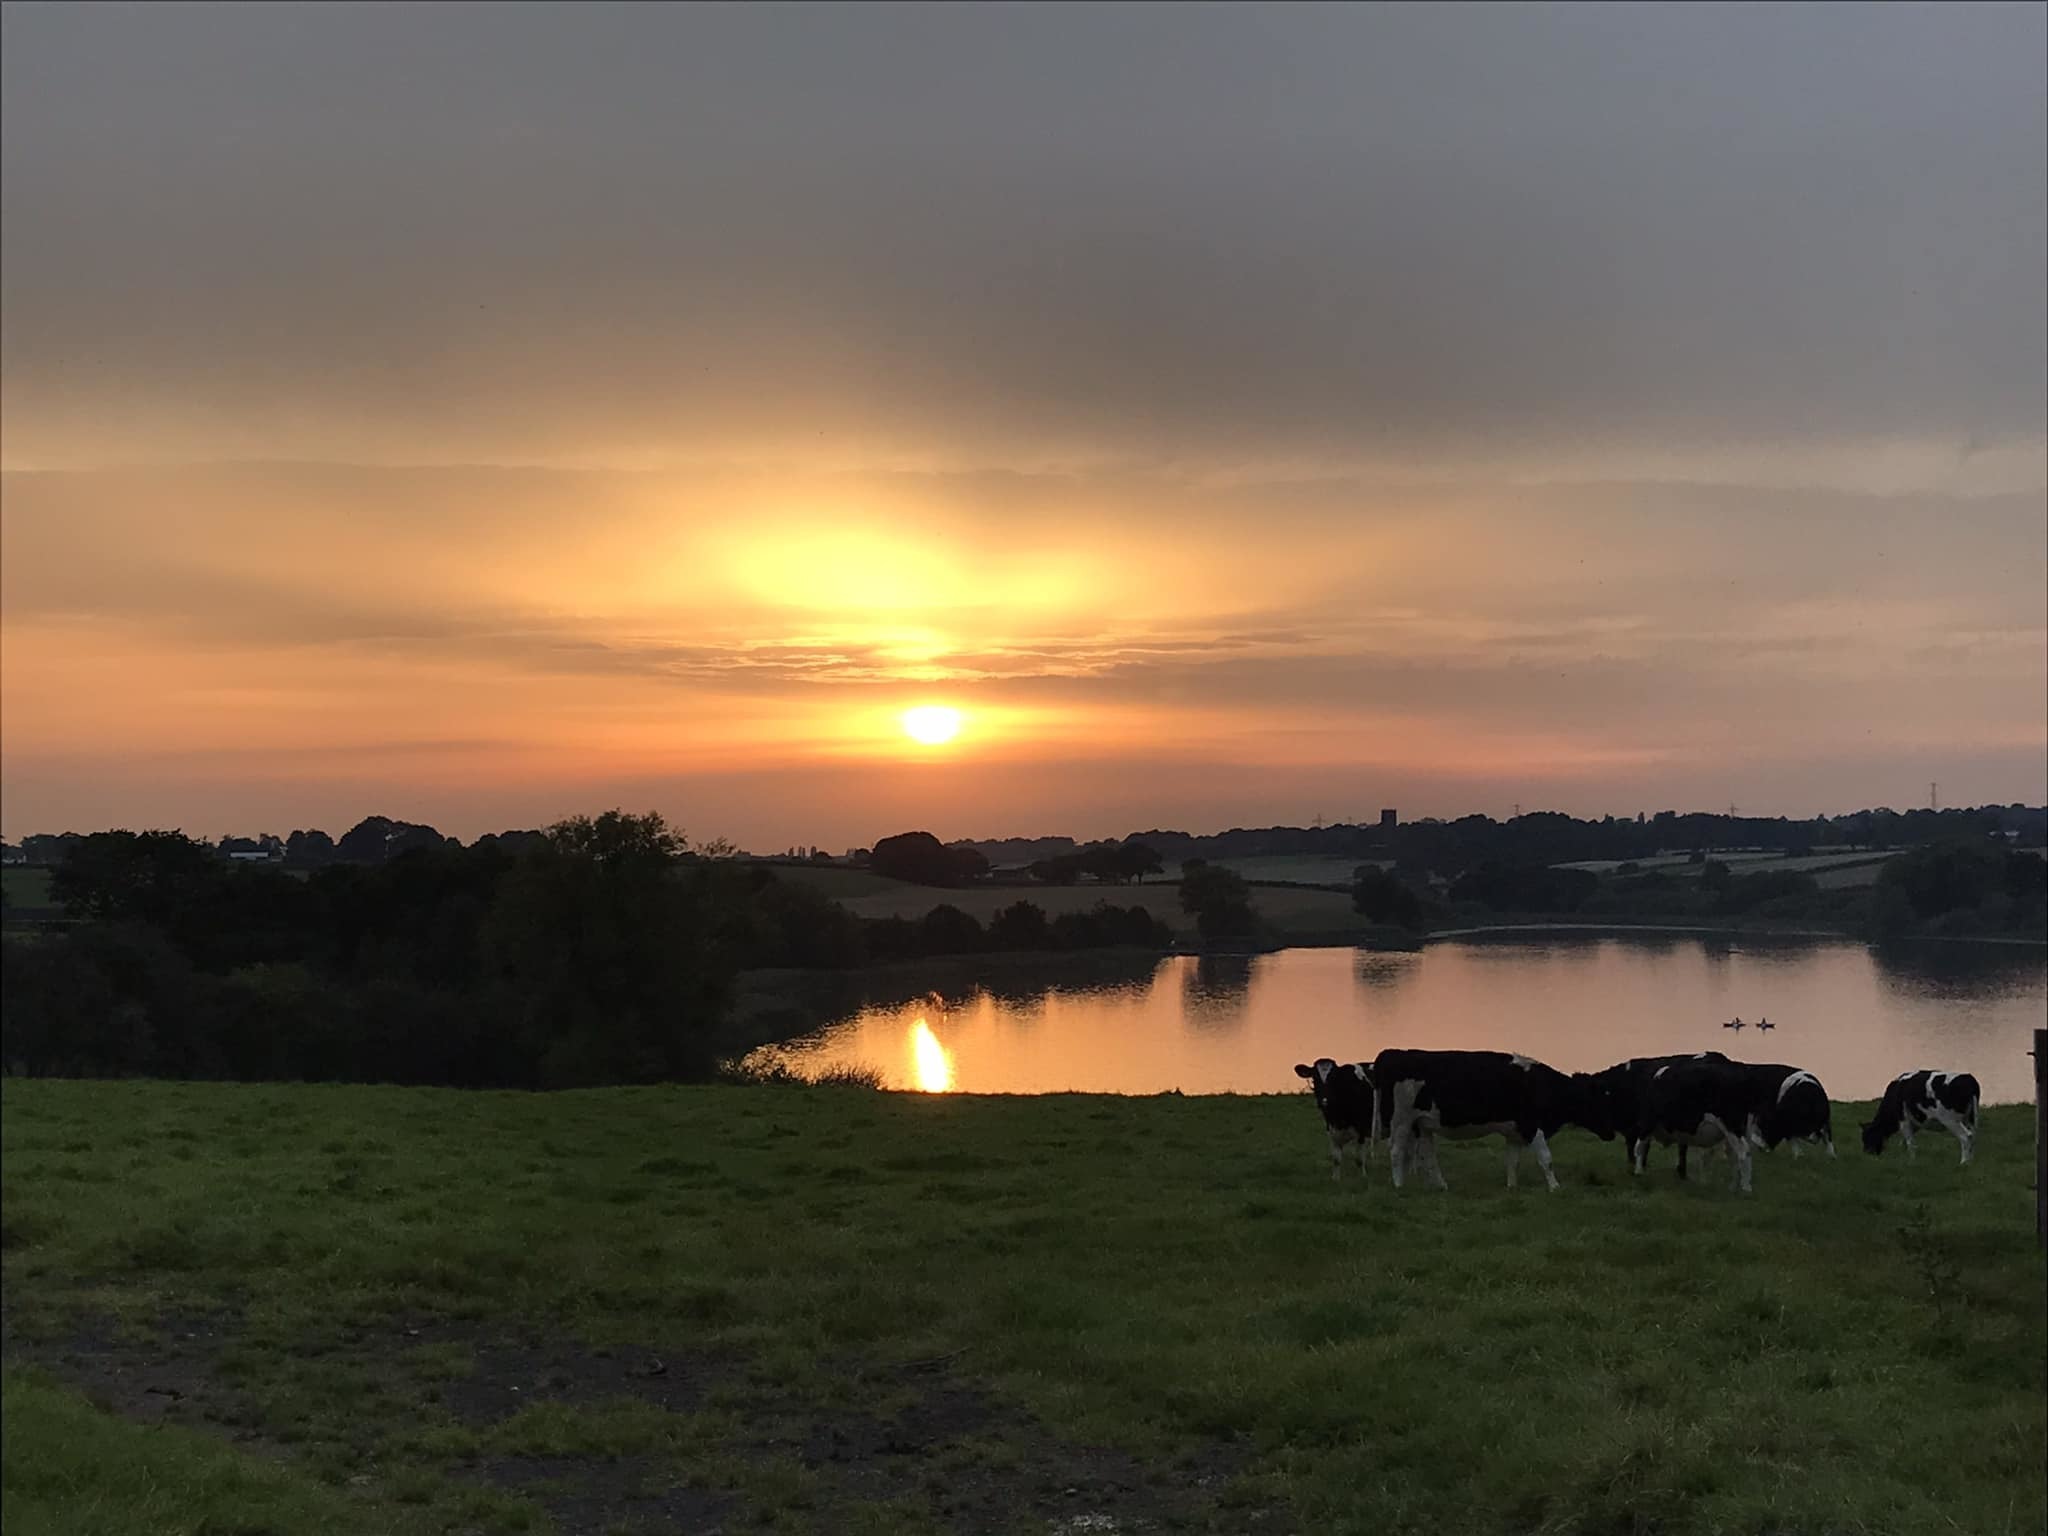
1739,1063 -> 1834,1158
1861,1070 -> 1981,1165
1585,1051 -> 1730,1177
1368,1049 -> 1613,1193
1627,1057 -> 1759,1193
1293,1058 -> 1376,1180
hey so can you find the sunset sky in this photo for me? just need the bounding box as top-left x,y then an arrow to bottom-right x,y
3,4 -> 2043,850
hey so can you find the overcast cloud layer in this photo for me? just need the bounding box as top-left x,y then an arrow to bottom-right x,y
2,3 -> 2042,846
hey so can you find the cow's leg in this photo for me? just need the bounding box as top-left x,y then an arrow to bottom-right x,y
1422,1132 -> 1449,1192
1631,1136 -> 1648,1176
1901,1120 -> 1917,1161
1403,1125 -> 1447,1191
1504,1140 -> 1521,1190
1529,1128 -> 1558,1193
1788,1140 -> 1803,1159
1724,1130 -> 1752,1194
1388,1083 -> 1428,1190
1927,1106 -> 1972,1165
1327,1127 -> 1346,1182
1676,1144 -> 1690,1182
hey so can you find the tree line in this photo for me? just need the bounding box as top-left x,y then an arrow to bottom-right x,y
0,814 -> 1159,1088
961,804 -> 2044,875
1349,841 -> 2047,940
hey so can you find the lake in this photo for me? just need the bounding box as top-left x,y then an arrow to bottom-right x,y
750,934 -> 2047,1103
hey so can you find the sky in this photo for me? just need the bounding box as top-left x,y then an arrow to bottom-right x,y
3,2 -> 2043,850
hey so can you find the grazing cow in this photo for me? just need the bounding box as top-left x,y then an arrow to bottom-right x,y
1293,1058 -> 1376,1180
1628,1058 -> 1758,1193
1368,1049 -> 1613,1193
1585,1051 -> 1730,1177
1739,1063 -> 1834,1157
1861,1071 -> 1981,1165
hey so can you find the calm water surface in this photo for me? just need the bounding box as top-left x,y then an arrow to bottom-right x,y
754,936 -> 2046,1102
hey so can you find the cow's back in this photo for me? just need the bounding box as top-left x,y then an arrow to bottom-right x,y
1643,1058 -> 1754,1135
1371,1048 -> 1572,1134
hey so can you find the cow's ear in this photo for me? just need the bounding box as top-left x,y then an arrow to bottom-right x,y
1293,1063 -> 1315,1079
1352,1064 -> 1369,1081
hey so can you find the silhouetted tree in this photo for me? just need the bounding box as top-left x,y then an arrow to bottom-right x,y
729,872 -> 868,968
51,831 -> 221,926
871,831 -> 985,887
987,900 -> 1052,950
1352,865 -> 1427,930
480,810 -> 728,1085
285,829 -> 337,866
862,915 -> 921,962
335,816 -> 446,864
918,903 -> 986,955
20,833 -> 83,864
471,829 -> 548,857
1029,855 -> 1085,885
1179,862 -> 1258,939
1115,842 -> 1166,884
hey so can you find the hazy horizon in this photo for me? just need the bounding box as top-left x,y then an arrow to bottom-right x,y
5,4 -> 2043,848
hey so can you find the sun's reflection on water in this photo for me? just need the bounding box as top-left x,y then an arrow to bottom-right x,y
908,1016 -> 954,1092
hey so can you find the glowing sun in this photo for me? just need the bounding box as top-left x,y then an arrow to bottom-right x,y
901,705 -> 962,745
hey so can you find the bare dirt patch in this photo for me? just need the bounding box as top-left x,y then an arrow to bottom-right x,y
1,1305 -> 270,1443
481,1453 -> 735,1535
3,1303 -> 1275,1534
435,1329 -> 713,1424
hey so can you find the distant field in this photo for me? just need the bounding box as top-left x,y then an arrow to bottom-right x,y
1,868 -> 53,909
2,1081 -> 2039,1536
837,879 -> 1362,937
758,862 -> 914,900
1185,854 -> 1375,886
1560,850 -> 1898,880
1808,858 -> 1896,890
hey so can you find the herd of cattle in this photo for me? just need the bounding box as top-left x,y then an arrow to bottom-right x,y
1293,1051 -> 1983,1194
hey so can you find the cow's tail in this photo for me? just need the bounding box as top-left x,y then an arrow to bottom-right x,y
1369,1082 -> 1383,1160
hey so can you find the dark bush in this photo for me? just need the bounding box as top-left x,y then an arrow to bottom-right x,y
987,900 -> 1052,950
1352,865 -> 1428,930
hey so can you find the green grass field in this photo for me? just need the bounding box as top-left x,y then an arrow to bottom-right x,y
3,1082 -> 2041,1535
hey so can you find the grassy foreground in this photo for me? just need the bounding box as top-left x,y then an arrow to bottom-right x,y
3,1082 -> 2042,1536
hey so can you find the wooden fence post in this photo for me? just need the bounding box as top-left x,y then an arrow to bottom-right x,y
2035,1028 -> 2046,1248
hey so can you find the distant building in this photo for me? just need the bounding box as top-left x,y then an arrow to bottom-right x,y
1379,808 -> 1398,830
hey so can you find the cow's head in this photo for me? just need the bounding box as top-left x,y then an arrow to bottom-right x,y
1293,1057 -> 1370,1116
1568,1067 -> 1626,1141
1859,1119 -> 1889,1155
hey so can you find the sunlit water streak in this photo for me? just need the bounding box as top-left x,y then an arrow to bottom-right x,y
754,937 -> 2046,1102
907,1016 -> 955,1092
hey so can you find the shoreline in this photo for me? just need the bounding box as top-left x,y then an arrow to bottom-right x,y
1419,922 -> 2046,947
